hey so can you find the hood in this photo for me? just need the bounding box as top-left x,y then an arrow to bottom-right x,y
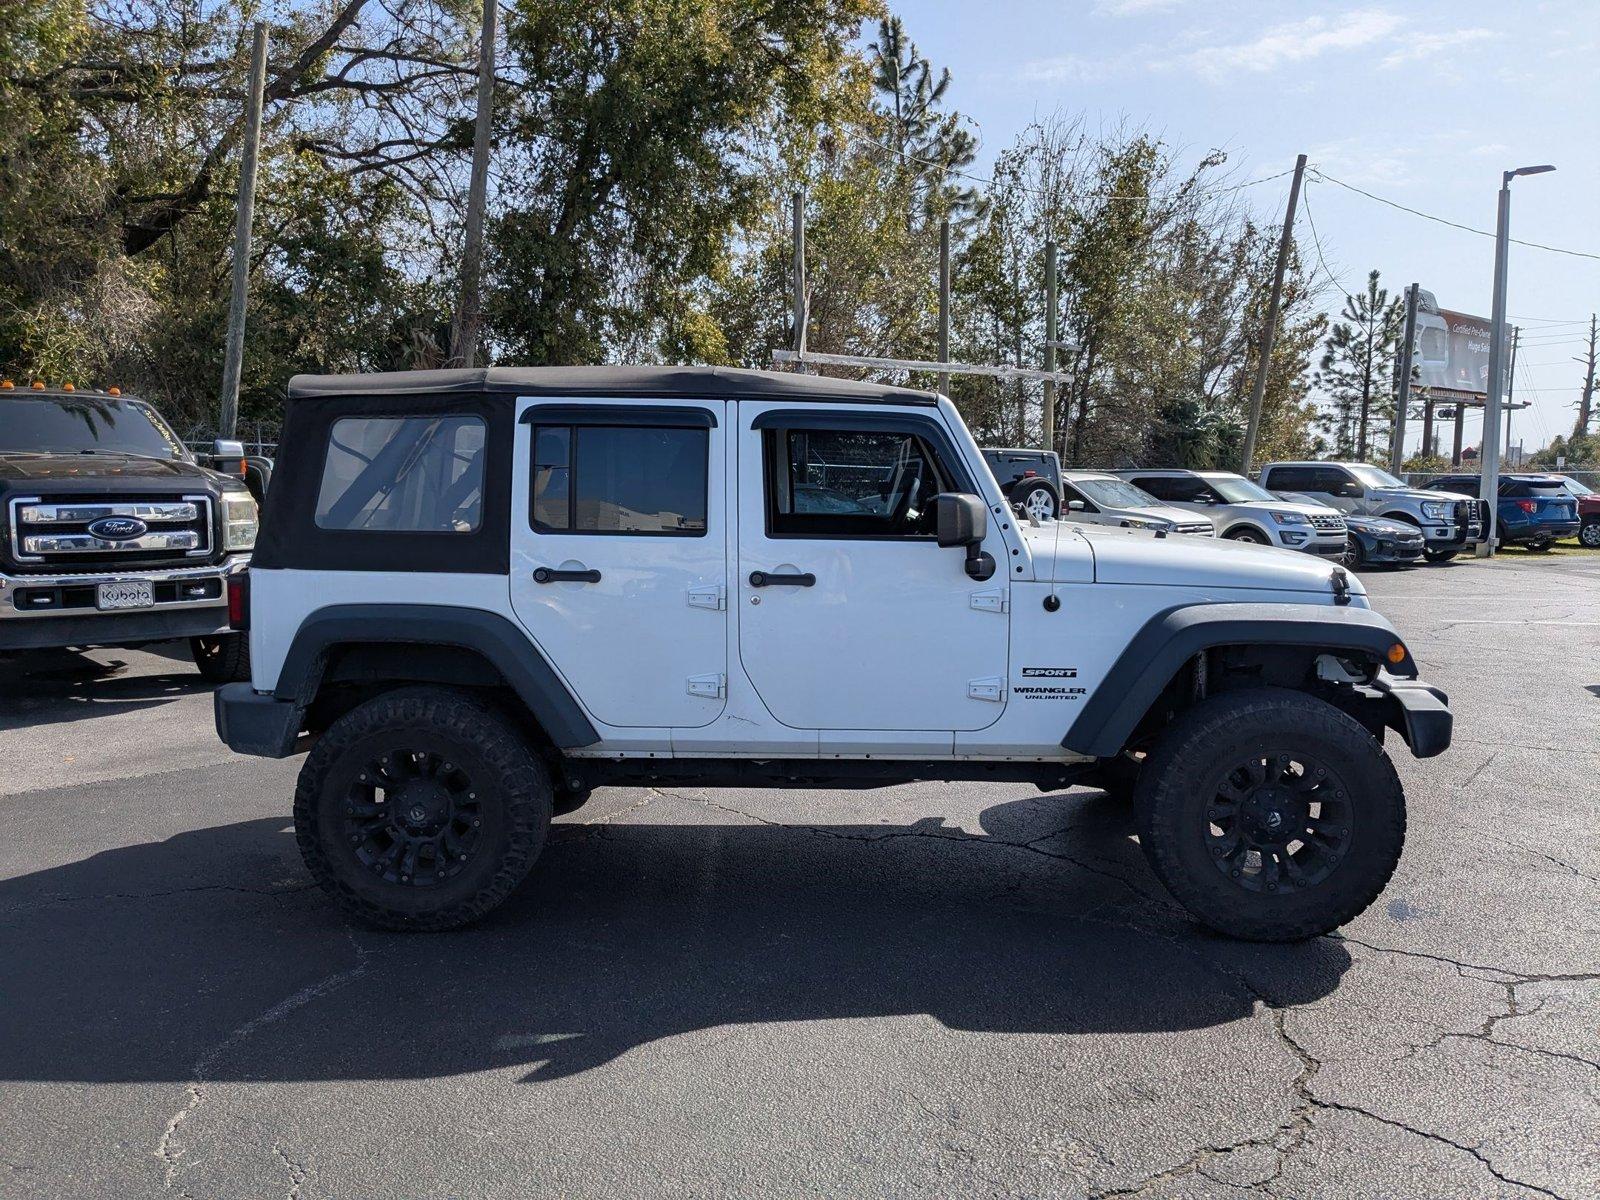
1345,514 -> 1421,535
1109,503 -> 1210,529
1070,523 -> 1362,598
0,451 -> 223,488
1377,485 -> 1473,505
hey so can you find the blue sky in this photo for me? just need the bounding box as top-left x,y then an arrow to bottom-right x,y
890,0 -> 1600,456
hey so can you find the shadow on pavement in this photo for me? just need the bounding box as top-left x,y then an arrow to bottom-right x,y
0,645 -> 209,730
0,793 -> 1350,1085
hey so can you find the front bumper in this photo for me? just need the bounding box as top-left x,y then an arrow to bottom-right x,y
1363,535 -> 1425,563
1365,671 -> 1452,758
0,556 -> 247,651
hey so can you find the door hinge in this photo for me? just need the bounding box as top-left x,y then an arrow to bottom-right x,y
686,673 -> 726,698
687,583 -> 726,611
967,676 -> 1006,702
970,588 -> 1008,614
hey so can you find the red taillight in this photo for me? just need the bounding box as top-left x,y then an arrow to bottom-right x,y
1022,468 -> 1037,477
1515,499 -> 1537,514
227,572 -> 249,630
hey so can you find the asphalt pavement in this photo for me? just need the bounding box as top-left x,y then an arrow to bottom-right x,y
1,553 -> 1596,1199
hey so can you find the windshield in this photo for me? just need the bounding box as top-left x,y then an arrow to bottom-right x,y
1075,477 -> 1162,509
0,396 -> 186,458
1205,474 -> 1277,503
1347,464 -> 1405,489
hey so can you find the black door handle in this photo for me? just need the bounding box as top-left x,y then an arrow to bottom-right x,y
533,567 -> 602,584
749,570 -> 815,588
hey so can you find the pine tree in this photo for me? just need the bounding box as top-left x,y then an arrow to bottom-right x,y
867,17 -> 980,223
1316,270 -> 1402,459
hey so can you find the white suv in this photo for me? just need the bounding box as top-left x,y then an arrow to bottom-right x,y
1057,471 -> 1216,536
1113,469 -> 1346,557
215,366 -> 1451,943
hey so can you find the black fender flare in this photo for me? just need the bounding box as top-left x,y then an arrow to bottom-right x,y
1060,602 -> 1417,758
276,603 -> 600,748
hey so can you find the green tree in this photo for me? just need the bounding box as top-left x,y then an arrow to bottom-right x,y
1316,269 -> 1401,460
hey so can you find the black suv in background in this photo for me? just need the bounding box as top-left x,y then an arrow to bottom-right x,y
0,385 -> 257,680
980,447 -> 1062,520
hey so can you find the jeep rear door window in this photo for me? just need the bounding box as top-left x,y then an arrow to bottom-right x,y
316,415 -> 486,532
531,424 -> 707,535
766,428 -> 951,537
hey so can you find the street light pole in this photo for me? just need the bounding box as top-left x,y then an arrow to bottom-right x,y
1477,164 -> 1554,557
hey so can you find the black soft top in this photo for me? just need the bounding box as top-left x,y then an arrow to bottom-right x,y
286,365 -> 937,406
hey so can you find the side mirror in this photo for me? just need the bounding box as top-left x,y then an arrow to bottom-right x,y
211,438 -> 247,479
933,492 -> 995,581
1066,499 -> 1085,512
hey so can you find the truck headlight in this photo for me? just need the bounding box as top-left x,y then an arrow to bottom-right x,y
221,492 -> 258,551
1269,511 -> 1310,526
1420,501 -> 1450,520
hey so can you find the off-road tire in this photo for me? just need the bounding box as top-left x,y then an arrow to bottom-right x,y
294,686 -> 552,931
1133,687 -> 1406,942
191,633 -> 251,683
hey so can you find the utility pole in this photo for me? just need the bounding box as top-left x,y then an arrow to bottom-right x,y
1042,240 -> 1057,456
1390,282 -> 1419,474
1504,327 -> 1519,460
1451,405 -> 1464,466
218,21 -> 268,439
1575,314 -> 1597,439
938,219 -> 950,397
1420,394 -> 1434,461
1241,153 -> 1307,476
447,0 -> 497,369
791,190 -> 807,367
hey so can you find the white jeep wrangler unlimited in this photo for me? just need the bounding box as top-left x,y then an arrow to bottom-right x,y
215,367 -> 1451,942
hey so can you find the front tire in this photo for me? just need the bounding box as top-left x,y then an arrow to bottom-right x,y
1344,536 -> 1367,569
1422,547 -> 1457,563
293,686 -> 553,931
1224,528 -> 1269,545
1133,688 -> 1406,942
1579,521 -> 1600,549
191,633 -> 251,683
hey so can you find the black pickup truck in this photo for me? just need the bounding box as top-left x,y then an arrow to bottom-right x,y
0,384 -> 257,680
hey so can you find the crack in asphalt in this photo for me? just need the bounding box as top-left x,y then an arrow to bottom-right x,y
154,929 -> 369,1198
3,882 -> 318,912
272,1140 -> 309,1200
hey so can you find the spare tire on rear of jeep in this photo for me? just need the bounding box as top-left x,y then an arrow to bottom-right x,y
293,686 -> 553,930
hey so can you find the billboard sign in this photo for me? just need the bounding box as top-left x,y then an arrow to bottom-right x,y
1410,290 -> 1509,396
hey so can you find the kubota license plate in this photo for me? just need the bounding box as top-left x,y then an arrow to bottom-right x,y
96,580 -> 154,610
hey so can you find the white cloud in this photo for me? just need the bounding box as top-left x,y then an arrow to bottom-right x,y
1380,28 -> 1494,68
1186,9 -> 1405,80
1093,0 -> 1182,15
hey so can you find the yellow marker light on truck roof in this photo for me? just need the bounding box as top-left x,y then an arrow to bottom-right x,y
61,381 -> 74,391
1,380 -> 12,389
31,380 -> 45,389
107,386 -> 121,395
1387,643 -> 1407,665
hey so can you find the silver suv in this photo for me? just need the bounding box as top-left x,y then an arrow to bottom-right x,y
1258,461 -> 1484,563
1057,471 -> 1215,536
1113,469 -> 1346,557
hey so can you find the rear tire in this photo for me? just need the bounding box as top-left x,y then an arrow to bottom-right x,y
191,633 -> 250,683
1017,482 -> 1058,522
1133,688 -> 1406,942
293,686 -> 552,931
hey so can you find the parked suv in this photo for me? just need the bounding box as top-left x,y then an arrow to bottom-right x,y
1257,461 -> 1484,563
1420,473 -> 1581,551
1057,471 -> 1216,536
0,384 -> 257,679
981,447 -> 1062,521
1112,469 -> 1345,556
215,366 -> 1450,943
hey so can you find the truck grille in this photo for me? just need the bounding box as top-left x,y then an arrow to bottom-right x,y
7,495 -> 212,573
1176,521 -> 1215,537
1310,513 -> 1346,532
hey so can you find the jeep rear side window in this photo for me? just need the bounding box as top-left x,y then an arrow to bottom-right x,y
765,428 -> 951,537
531,424 -> 708,536
316,415 -> 485,532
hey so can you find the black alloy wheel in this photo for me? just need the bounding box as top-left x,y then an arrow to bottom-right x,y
1201,752 -> 1352,894
341,749 -> 484,888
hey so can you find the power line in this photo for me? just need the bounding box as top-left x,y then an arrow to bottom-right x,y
1309,169 -> 1600,262
1299,182 -> 1355,295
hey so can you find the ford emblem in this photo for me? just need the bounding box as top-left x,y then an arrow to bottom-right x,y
87,516 -> 148,541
